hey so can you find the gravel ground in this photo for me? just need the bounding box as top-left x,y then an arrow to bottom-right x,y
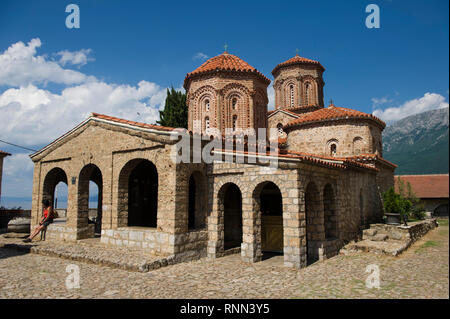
0,221 -> 448,299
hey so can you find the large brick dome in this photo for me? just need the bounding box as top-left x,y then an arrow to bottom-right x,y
184,52 -> 270,89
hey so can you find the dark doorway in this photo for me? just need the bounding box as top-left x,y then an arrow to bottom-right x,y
223,183 -> 242,250
78,164 -> 103,237
260,182 -> 283,253
128,160 -> 158,227
305,182 -> 321,265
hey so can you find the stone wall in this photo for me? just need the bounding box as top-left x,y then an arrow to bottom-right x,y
0,209 -> 30,229
45,219 -> 94,241
100,228 -> 208,260
204,157 -> 382,268
30,121 -> 177,239
375,164 -> 395,194
286,121 -> 382,157
267,111 -> 298,139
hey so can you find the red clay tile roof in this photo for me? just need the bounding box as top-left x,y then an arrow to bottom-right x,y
395,174 -> 449,199
184,52 -> 270,88
0,150 -> 11,157
272,54 -> 325,75
285,105 -> 386,130
345,153 -> 397,169
91,113 -> 175,132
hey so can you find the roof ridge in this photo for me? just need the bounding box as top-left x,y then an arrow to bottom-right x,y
284,105 -> 386,129
184,52 -> 270,88
272,55 -> 325,75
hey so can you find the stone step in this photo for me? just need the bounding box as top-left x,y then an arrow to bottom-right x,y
363,229 -> 377,237
372,233 -> 389,241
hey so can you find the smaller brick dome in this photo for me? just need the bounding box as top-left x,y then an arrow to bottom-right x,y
272,54 -> 325,76
184,52 -> 270,89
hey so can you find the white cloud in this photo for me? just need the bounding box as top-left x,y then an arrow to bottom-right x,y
1,153 -> 34,200
193,52 -> 209,61
371,96 -> 393,108
0,38 -> 94,87
373,93 -> 449,123
0,81 -> 167,146
0,38 -> 173,200
56,48 -> 94,67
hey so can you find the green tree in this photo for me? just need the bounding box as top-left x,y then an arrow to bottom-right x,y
157,87 -> 188,128
397,177 -> 426,220
382,187 -> 403,215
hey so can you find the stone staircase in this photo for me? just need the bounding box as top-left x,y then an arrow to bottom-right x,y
340,219 -> 438,257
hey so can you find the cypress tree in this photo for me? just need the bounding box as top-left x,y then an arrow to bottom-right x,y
157,87 -> 188,129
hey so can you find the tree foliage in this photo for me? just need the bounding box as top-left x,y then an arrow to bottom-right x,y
382,177 -> 426,220
157,87 -> 188,129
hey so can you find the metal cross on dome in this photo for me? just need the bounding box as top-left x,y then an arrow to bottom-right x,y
295,48 -> 299,56
224,43 -> 228,52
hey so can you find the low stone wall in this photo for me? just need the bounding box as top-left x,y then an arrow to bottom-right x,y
342,219 -> 439,256
0,209 -> 31,229
369,219 -> 438,244
45,219 -> 94,241
100,227 -> 208,261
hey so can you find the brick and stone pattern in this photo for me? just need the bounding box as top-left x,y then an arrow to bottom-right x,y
267,111 -> 298,139
186,74 -> 269,137
286,121 -> 383,157
272,64 -> 324,109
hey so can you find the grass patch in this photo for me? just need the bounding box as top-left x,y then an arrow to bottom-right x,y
437,219 -> 449,227
439,229 -> 449,236
415,240 -> 440,254
421,240 -> 439,248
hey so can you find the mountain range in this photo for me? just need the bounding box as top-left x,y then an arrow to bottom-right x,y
382,107 -> 449,175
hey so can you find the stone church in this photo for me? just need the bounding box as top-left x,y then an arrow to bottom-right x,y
29,51 -> 396,268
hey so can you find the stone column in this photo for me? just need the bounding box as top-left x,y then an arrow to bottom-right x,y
240,194 -> 261,263
283,180 -> 306,269
65,173 -> 79,241
30,162 -> 42,229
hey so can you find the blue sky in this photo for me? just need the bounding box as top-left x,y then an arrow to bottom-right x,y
0,0 -> 449,208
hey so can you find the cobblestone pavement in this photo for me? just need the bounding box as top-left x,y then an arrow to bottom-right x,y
0,221 -> 448,299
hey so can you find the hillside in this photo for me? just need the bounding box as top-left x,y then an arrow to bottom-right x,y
383,107 -> 449,175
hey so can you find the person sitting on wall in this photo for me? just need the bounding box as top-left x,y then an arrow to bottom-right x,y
23,199 -> 55,243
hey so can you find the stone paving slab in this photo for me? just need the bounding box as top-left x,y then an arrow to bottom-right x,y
0,222 -> 448,298
341,239 -> 408,256
0,235 -> 175,272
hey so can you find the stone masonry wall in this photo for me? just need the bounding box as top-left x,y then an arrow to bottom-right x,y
286,121 -> 382,157
31,121 -> 178,240
267,111 -> 298,139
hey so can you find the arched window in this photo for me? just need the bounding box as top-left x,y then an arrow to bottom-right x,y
205,99 -> 210,111
305,83 -> 311,105
289,84 -> 294,107
205,116 -> 210,130
232,98 -> 237,110
277,123 -> 284,135
232,115 -> 237,131
330,143 -> 337,156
